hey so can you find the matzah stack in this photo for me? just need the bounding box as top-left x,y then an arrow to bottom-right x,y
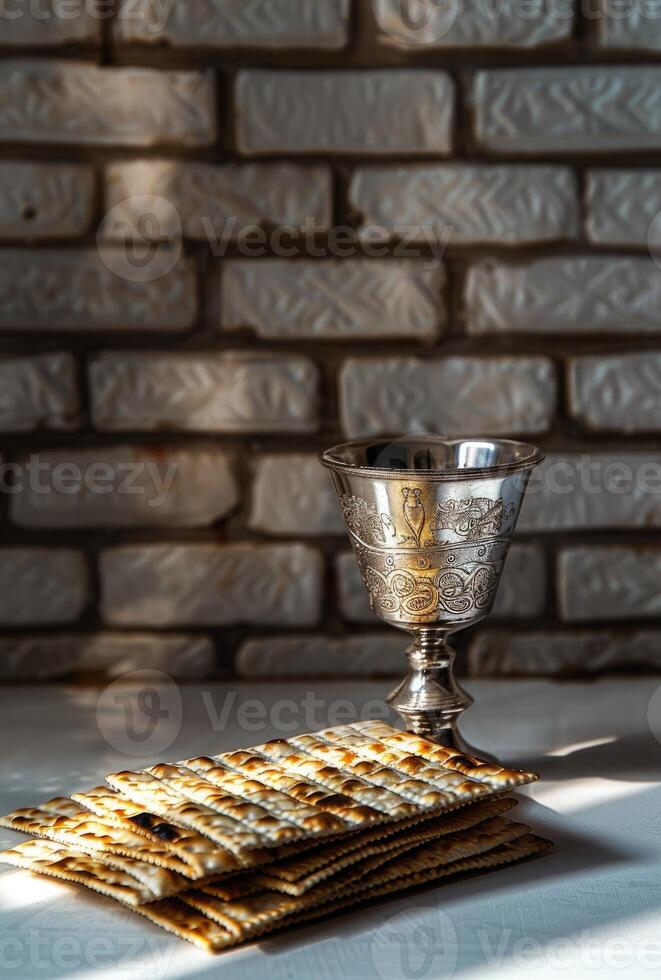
0,720 -> 551,954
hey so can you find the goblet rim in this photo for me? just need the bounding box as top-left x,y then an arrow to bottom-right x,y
321,436 -> 545,482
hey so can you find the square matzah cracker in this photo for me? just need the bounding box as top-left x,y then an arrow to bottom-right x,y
3,723 -> 538,877
0,799 -> 196,879
252,797 -> 518,896
0,825 -> 550,952
287,833 -> 553,933
99,723 -> 536,858
147,832 -> 550,952
71,786 -> 240,877
183,814 -> 532,940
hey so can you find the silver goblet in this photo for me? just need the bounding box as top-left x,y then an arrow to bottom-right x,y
321,436 -> 544,758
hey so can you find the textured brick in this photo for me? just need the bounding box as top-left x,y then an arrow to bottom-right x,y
249,455 -> 343,536
0,250 -> 196,331
520,453 -> 661,531
222,260 -> 445,340
105,161 -> 332,241
586,170 -> 661,246
373,0 -> 572,48
0,353 -> 78,432
0,1 -> 102,45
101,544 -> 323,627
350,165 -> 578,245
336,544 -> 546,623
10,447 -> 238,529
340,356 -> 556,438
336,553 -> 375,624
597,3 -> 661,50
467,256 -> 661,335
236,634 -> 404,678
0,61 -> 215,147
0,633 -> 214,682
236,70 -> 454,155
0,549 -> 88,626
90,352 -> 318,433
0,162 -> 94,239
474,68 -> 661,152
568,353 -> 661,433
493,545 -> 546,618
468,630 -> 661,677
115,0 -> 350,48
559,547 -> 661,622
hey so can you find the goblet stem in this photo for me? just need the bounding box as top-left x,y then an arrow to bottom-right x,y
387,628 -> 490,759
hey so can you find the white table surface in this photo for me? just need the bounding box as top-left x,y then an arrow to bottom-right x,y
1,677 -> 660,980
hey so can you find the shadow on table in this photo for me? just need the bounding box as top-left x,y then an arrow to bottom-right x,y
258,788 -> 659,977
517,731 -> 661,783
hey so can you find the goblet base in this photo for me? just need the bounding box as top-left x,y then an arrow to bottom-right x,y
387,629 -> 498,764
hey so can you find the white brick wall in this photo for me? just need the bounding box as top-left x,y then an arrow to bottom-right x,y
1,1 -> 102,45
474,68 -> 661,152
596,2 -> 661,50
559,547 -> 661,622
115,0 -> 350,48
568,353 -> 661,433
493,545 -> 547,619
586,170 -> 661,245
340,356 -> 556,437
0,353 -> 78,431
336,552 -> 375,624
236,634 -> 404,678
469,631 -> 661,676
350,165 -> 578,245
0,163 -> 94,239
89,352 -> 319,433
249,455 -> 343,536
0,549 -> 88,625
0,250 -> 196,331
236,70 -> 454,155
101,544 -> 323,626
467,256 -> 661,334
373,0 -> 573,47
10,447 -> 239,528
221,260 -> 445,340
0,61 -> 216,147
104,161 -> 332,240
519,454 -> 661,531
0,10 -> 658,682
0,633 -> 215,682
